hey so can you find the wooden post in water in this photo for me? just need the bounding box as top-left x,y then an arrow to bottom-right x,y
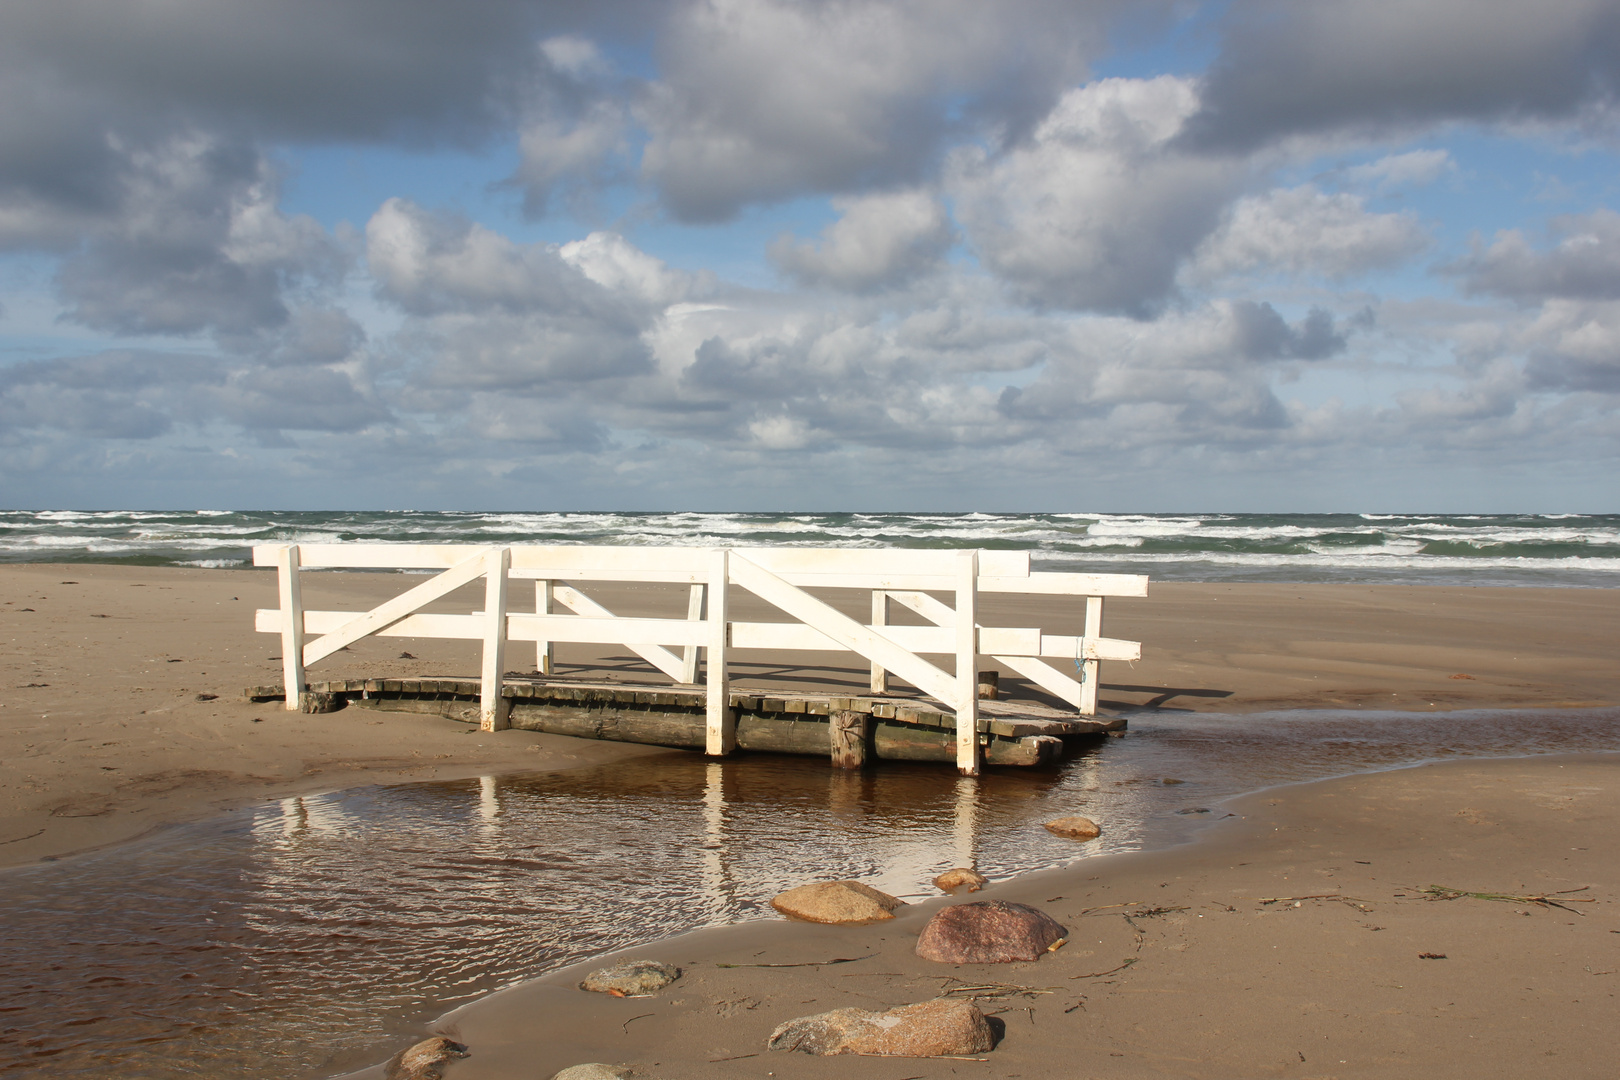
705,549 -> 733,755
277,545 -> 305,711
955,549 -> 980,776
829,709 -> 870,769
869,590 -> 889,694
480,547 -> 511,732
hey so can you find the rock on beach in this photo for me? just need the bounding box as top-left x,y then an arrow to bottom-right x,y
768,999 -> 995,1057
933,867 -> 989,893
550,1066 -> 631,1080
1044,815 -> 1101,840
770,880 -> 905,924
915,900 -> 1069,963
578,960 -> 681,996
383,1037 -> 469,1080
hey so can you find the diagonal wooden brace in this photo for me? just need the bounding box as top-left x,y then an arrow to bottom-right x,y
302,548 -> 495,667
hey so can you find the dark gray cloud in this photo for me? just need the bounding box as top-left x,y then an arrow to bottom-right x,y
1450,209 -> 1620,301
1231,302 -> 1354,361
51,139 -> 347,338
1183,0 -> 1620,151
0,350 -> 221,438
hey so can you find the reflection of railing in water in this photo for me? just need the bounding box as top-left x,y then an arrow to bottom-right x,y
253,544 -> 1147,775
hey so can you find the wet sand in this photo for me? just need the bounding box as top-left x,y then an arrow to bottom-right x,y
3,562 -> 1618,869
409,752 -> 1620,1080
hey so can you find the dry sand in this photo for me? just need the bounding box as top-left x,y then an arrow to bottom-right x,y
3,562 -> 1618,1077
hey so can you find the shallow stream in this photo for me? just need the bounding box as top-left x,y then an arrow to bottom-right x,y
4,707 -> 1619,1078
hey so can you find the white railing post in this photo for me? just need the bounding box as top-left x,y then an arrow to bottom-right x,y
1079,595 -> 1102,715
277,545 -> 305,710
681,583 -> 706,684
870,590 -> 889,694
534,579 -> 553,675
955,549 -> 980,776
480,547 -> 511,732
705,549 -> 733,755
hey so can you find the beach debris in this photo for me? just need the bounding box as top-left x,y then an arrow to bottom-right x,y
716,953 -> 875,969
1418,884 -> 1595,915
550,1065 -> 631,1080
399,651 -> 417,659
1449,673 -> 1475,680
579,960 -> 681,997
195,693 -> 218,701
934,868 -> 989,893
1418,952 -> 1448,959
1043,815 -> 1101,840
939,979 -> 1057,1000
1069,958 -> 1138,980
382,1036 -> 469,1080
770,880 -> 905,924
768,999 -> 995,1057
916,900 -> 1068,964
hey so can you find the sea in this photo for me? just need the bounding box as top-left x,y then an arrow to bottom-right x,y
2,509 -> 1618,587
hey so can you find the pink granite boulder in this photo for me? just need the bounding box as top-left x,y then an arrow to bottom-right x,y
915,900 -> 1068,963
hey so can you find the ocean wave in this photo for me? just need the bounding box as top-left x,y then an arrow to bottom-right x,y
2,511 -> 1616,586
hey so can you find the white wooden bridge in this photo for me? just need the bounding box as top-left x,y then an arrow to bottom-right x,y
253,544 -> 1146,775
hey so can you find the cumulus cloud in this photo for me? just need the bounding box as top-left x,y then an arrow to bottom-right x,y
366,200 -> 690,389
1339,149 -> 1455,191
640,0 -> 1126,221
1183,0 -> 1620,151
1449,208 -> 1620,301
951,76 -> 1245,315
1520,299 -> 1620,392
49,136 -> 345,338
1190,184 -> 1430,282
770,190 -> 955,292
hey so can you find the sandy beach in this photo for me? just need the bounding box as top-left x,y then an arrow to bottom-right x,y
3,562 -> 1618,1077
4,562 -> 1617,870
415,752 -> 1620,1080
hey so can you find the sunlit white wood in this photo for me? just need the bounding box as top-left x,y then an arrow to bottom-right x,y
534,580 -> 553,675
706,549 -> 732,755
300,549 -> 492,667
276,546 -> 305,710
681,583 -> 705,685
870,591 -> 889,694
979,572 -> 1148,597
480,547 -> 510,732
955,550 -> 980,776
994,653 -> 1091,714
882,588 -> 1136,655
729,620 -> 1034,655
1037,634 -> 1139,662
728,553 -> 959,706
263,608 -> 712,646
552,584 -> 687,681
253,543 -> 1141,597
1080,595 -> 1103,715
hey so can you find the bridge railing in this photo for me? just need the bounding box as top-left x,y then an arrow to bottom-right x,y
252,544 -> 1147,775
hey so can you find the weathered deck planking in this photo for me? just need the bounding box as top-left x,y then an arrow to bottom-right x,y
244,676 -> 1125,767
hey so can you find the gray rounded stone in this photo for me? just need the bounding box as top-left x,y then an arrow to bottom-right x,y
578,959 -> 681,996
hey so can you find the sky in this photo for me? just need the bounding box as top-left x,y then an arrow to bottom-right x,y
1,0 -> 1619,512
